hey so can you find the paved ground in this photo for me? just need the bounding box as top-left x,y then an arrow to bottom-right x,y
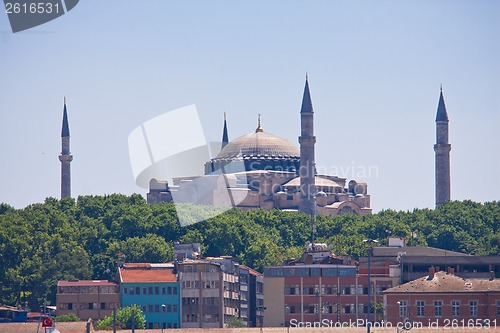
0,321 -> 87,333
1,323 -> 499,333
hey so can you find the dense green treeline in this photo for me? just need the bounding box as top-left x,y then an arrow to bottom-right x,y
0,195 -> 498,310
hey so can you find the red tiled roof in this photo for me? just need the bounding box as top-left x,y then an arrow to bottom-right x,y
239,264 -> 263,277
119,268 -> 177,283
123,263 -> 151,268
383,271 -> 500,294
57,280 -> 116,287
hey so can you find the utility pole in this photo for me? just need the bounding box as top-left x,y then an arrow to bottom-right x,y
131,309 -> 135,333
113,308 -> 116,333
363,239 -> 378,333
311,213 -> 316,251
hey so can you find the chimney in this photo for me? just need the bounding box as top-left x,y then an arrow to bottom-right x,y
428,266 -> 435,280
447,267 -> 455,276
490,271 -> 495,281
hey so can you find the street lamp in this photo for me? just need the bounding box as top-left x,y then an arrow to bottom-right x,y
396,302 -> 402,333
161,304 -> 166,333
363,239 -> 378,333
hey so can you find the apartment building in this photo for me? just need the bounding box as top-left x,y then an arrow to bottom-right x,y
177,257 -> 241,328
239,264 -> 264,327
264,243 -> 397,327
56,280 -> 119,320
384,267 -> 500,327
118,263 -> 180,329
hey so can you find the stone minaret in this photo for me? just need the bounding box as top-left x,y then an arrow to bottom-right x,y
221,112 -> 229,149
434,86 -> 451,207
59,97 -> 73,199
298,75 -> 316,214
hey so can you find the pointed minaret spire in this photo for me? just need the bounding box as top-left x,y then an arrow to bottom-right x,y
61,97 -> 70,138
300,74 -> 313,114
299,75 -> 316,215
436,85 -> 449,122
59,97 -> 73,199
255,114 -> 264,133
434,86 -> 451,207
221,112 -> 229,149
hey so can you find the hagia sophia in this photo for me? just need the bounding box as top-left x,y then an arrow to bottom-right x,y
146,77 -> 373,216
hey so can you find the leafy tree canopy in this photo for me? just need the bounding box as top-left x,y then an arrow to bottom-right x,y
0,194 -> 498,310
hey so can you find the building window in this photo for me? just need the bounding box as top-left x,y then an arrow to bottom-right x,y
182,297 -> 199,305
142,305 -> 146,313
173,304 -> 178,312
321,285 -> 337,295
135,287 -> 140,295
68,303 -> 73,310
129,287 -> 134,295
184,314 -> 198,322
154,287 -> 160,295
143,288 -> 147,295
285,285 -> 300,295
173,287 -> 178,294
434,301 -> 442,317
100,303 -> 106,310
123,288 -> 127,295
416,301 -> 424,317
303,286 -> 318,295
155,304 -> 159,312
399,301 -> 408,317
496,301 -> 500,316
470,301 -> 478,317
167,305 -> 172,312
452,300 -> 460,317
303,305 -> 316,314
149,287 -> 153,295
88,303 -> 95,310
344,304 -> 355,314
149,305 -> 153,312
322,268 -> 339,276
148,323 -> 153,329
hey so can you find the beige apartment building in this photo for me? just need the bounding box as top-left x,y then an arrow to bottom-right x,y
177,257 -> 242,328
56,280 -> 119,320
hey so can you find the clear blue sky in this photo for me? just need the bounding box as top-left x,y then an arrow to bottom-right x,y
0,0 -> 498,212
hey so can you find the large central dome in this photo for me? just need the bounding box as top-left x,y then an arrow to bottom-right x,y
216,131 -> 300,159
204,119 -> 301,174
